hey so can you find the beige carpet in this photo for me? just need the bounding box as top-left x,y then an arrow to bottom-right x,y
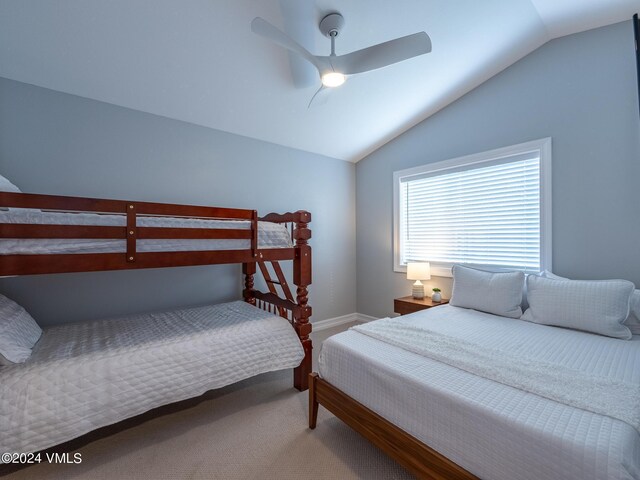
3,323 -> 412,480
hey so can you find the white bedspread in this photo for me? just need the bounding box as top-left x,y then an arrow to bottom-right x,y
319,305 -> 640,480
354,318 -> 640,432
0,301 -> 304,454
0,210 -> 292,254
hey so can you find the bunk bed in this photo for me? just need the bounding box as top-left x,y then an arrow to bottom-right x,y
0,190 -> 312,455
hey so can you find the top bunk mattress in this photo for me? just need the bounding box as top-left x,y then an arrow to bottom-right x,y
319,305 -> 640,480
0,209 -> 293,254
1,300 -> 304,454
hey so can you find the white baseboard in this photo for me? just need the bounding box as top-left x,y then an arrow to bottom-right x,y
313,312 -> 378,331
355,313 -> 378,323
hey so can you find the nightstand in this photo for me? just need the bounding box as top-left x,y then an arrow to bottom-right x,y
393,296 -> 449,315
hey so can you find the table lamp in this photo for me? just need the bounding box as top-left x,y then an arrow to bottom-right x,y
407,262 -> 431,299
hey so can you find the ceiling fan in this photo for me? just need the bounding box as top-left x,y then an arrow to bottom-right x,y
251,13 -> 432,102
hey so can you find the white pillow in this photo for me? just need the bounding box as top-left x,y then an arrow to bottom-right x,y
0,294 -> 42,364
520,271 -> 560,309
521,275 -> 634,339
0,174 -> 21,194
0,174 -> 20,212
0,173 -> 35,213
624,290 -> 640,335
540,270 -> 563,280
541,271 -> 640,335
450,264 -> 524,318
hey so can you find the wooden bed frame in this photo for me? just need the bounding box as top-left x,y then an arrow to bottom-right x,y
0,191 -> 312,391
308,373 -> 478,480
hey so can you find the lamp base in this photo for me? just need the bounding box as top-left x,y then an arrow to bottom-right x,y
412,281 -> 425,299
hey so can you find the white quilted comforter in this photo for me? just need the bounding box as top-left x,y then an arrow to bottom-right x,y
0,301 -> 304,454
0,210 -> 292,254
320,305 -> 640,480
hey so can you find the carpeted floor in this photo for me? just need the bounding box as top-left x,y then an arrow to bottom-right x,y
3,322 -> 412,480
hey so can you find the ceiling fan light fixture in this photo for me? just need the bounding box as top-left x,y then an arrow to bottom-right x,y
321,72 -> 346,88
251,14 -> 432,104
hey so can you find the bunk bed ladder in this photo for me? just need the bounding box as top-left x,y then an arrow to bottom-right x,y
257,261 -> 294,318
243,210 -> 312,391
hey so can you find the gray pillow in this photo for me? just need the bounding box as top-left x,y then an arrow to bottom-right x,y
521,275 -> 633,339
450,264 -> 524,318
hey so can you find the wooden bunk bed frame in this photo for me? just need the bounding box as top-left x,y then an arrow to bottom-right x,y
0,191 -> 312,391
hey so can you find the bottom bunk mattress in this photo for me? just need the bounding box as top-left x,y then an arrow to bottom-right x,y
1,300 -> 304,454
319,305 -> 640,480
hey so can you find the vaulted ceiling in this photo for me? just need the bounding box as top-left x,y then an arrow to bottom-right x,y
0,1 -> 637,162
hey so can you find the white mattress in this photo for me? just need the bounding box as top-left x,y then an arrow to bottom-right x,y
319,305 -> 640,480
0,209 -> 292,254
0,300 -> 304,454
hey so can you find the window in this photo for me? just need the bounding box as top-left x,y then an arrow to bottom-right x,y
393,138 -> 551,276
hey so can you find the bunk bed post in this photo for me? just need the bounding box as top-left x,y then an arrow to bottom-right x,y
242,262 -> 256,306
242,210 -> 259,306
293,210 -> 312,391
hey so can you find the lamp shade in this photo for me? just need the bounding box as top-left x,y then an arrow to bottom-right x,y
407,262 -> 431,281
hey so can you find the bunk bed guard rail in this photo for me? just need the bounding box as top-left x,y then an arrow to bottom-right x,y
0,192 -> 299,275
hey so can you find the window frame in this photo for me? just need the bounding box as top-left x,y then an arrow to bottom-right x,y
393,138 -> 552,277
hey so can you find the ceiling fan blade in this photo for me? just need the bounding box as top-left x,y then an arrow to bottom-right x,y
251,17 -> 324,73
329,32 -> 431,75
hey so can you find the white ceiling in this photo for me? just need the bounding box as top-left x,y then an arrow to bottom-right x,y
0,0 -> 638,162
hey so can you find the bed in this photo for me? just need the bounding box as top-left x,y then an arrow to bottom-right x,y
0,187 -> 313,461
0,300 -> 304,455
311,305 -> 640,480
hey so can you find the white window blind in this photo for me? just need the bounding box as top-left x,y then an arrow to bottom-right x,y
394,139 -> 551,275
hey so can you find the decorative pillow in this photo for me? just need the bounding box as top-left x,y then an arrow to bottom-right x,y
450,264 -> 524,318
521,275 -> 634,339
540,271 -> 640,335
0,294 -> 42,364
521,270 -> 560,308
520,270 -> 557,309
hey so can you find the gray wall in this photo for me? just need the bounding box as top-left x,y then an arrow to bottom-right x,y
0,77 -> 356,326
356,20 -> 640,318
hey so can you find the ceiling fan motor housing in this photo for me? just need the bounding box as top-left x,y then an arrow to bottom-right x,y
320,13 -> 344,37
